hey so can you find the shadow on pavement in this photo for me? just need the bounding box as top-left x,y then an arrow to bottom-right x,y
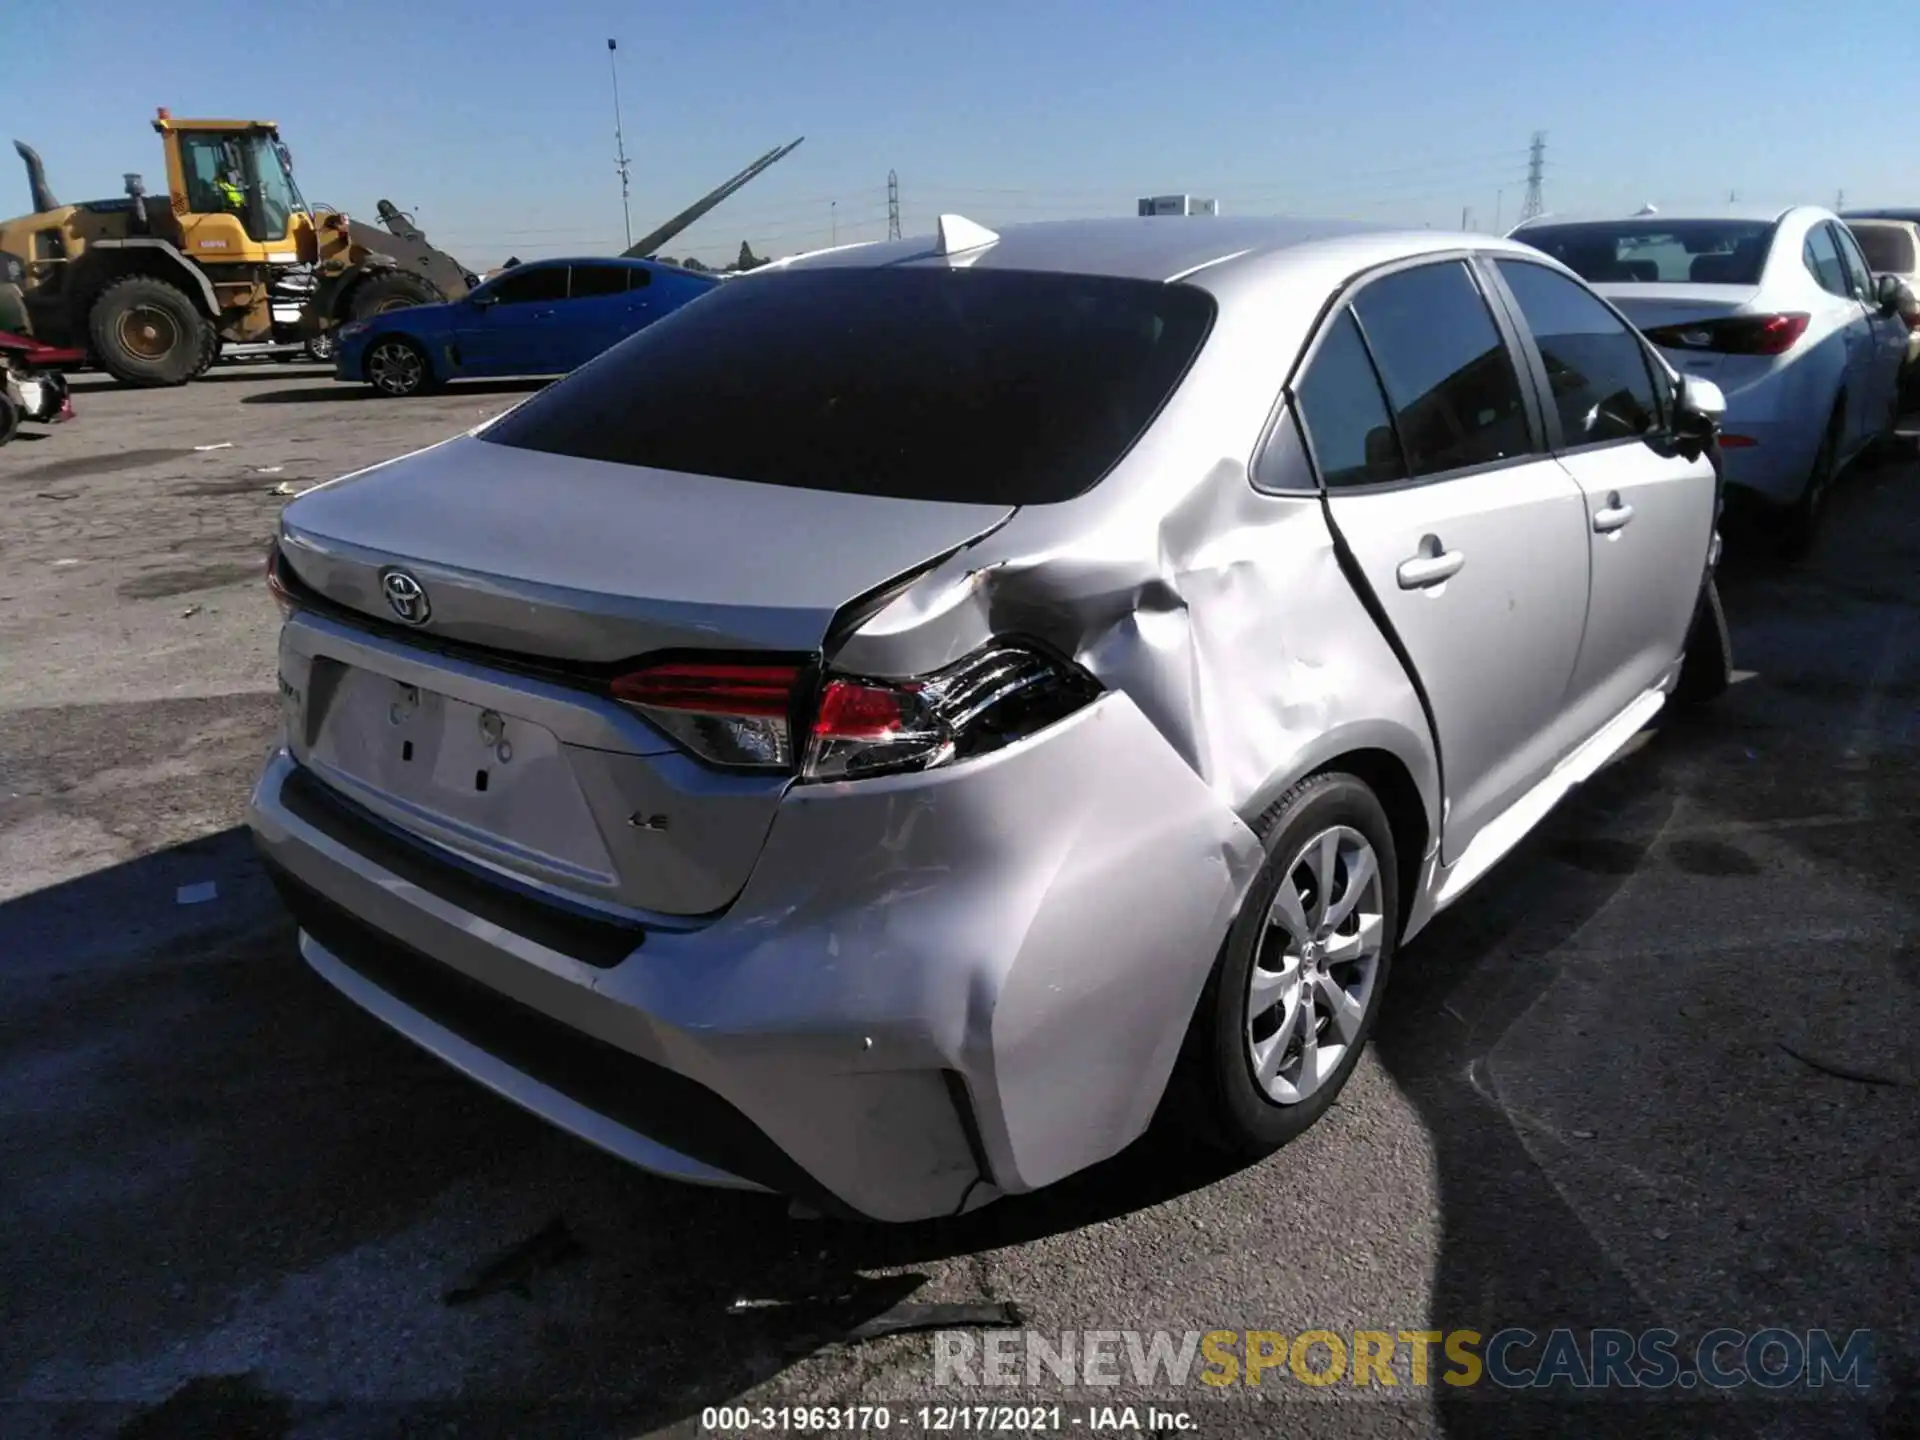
1368,452 -> 1920,1439
241,379 -> 548,406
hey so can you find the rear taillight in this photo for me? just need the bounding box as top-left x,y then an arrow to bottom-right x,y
610,661 -> 803,769
265,543 -> 296,619
607,643 -> 1102,779
1643,313 -> 1809,356
804,644 -> 1101,782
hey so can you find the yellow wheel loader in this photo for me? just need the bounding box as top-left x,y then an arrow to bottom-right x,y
0,110 -> 476,386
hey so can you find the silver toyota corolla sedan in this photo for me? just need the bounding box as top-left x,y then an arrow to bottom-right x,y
250,215 -> 1731,1222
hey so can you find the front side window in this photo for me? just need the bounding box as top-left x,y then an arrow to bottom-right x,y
1830,224 -> 1876,299
1292,310 -> 1405,489
1350,261 -> 1532,476
1496,260 -> 1660,447
178,135 -> 232,216
482,266 -> 570,306
1803,225 -> 1850,298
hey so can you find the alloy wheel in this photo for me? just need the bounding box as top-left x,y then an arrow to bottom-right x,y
1245,825 -> 1386,1105
368,341 -> 423,395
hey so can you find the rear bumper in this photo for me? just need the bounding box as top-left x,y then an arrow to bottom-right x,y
247,697 -> 1263,1222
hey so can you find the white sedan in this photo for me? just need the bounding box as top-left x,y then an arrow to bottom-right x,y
1511,206 -> 1910,556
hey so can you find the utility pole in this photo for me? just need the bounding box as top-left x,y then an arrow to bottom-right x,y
831,200 -> 838,246
1835,187 -> 1846,211
887,170 -> 902,240
1494,189 -> 1504,232
1460,205 -> 1472,231
1518,131 -> 1546,223
607,39 -> 633,250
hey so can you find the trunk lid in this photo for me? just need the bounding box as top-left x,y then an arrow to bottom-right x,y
276,434 -> 1013,919
1594,282 -> 1763,382
279,433 -> 1014,662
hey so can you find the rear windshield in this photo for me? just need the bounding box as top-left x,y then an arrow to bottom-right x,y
481,266 -> 1216,506
1517,220 -> 1778,285
1849,224 -> 1916,274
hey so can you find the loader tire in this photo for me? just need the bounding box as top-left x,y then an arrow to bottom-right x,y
349,271 -> 442,320
88,275 -> 210,388
190,331 -> 221,379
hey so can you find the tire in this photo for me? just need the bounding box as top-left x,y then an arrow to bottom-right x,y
1173,771 -> 1400,1157
1674,574 -> 1732,705
87,275 -> 211,387
0,391 -> 19,447
348,271 -> 441,321
364,335 -> 434,397
1775,403 -> 1843,562
304,332 -> 336,364
190,331 -> 221,379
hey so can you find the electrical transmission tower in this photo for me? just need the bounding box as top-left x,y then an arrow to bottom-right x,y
887,170 -> 902,240
1517,131 -> 1547,223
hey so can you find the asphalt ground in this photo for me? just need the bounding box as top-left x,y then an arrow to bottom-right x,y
1,364 -> 1916,1440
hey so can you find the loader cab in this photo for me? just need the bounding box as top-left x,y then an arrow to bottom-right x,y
157,114 -> 302,259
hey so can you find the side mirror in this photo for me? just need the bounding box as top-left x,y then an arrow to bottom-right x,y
469,291 -> 497,308
1671,373 -> 1725,461
1675,373 -> 1726,428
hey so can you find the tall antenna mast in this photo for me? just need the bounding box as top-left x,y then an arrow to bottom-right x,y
887,170 -> 902,240
608,38 -> 633,250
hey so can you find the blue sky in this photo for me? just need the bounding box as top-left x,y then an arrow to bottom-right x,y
7,0 -> 1913,269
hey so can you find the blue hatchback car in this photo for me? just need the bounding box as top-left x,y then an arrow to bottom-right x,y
334,257 -> 721,397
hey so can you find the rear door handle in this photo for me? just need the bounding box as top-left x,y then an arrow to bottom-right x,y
1397,540 -> 1465,590
1593,492 -> 1635,533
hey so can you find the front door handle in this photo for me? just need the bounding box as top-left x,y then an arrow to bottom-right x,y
1593,492 -> 1635,533
1397,538 -> 1466,590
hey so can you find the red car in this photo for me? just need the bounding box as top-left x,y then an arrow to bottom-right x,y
0,331 -> 77,444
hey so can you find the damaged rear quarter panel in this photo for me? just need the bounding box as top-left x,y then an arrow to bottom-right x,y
831,265 -> 1439,840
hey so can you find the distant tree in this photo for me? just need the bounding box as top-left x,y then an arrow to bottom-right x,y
681,256 -> 710,273
736,241 -> 768,271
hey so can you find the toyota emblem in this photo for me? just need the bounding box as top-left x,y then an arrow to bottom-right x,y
380,568 -> 431,625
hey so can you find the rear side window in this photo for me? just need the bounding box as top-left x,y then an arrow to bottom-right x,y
1850,224 -> 1917,274
569,265 -> 633,298
1293,310 -> 1405,488
1803,227 -> 1850,298
1350,261 -> 1532,476
1495,261 -> 1661,446
482,267 -> 1215,505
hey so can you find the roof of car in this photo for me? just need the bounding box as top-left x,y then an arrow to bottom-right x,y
761,215 -> 1545,285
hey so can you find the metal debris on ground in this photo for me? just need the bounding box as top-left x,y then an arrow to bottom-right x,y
193,442 -> 234,452
175,881 -> 218,905
841,1300 -> 1027,1342
181,604 -> 202,619
1778,1040 -> 1909,1087
443,1216 -> 584,1305
255,465 -> 284,473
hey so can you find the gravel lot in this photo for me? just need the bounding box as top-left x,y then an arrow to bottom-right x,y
2,366 -> 1916,1440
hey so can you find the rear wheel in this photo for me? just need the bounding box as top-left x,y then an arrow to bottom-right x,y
1173,772 -> 1399,1157
1775,403 -> 1843,561
1674,574 -> 1732,704
304,331 -> 336,364
365,336 -> 434,397
87,275 -> 211,387
349,271 -> 441,321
